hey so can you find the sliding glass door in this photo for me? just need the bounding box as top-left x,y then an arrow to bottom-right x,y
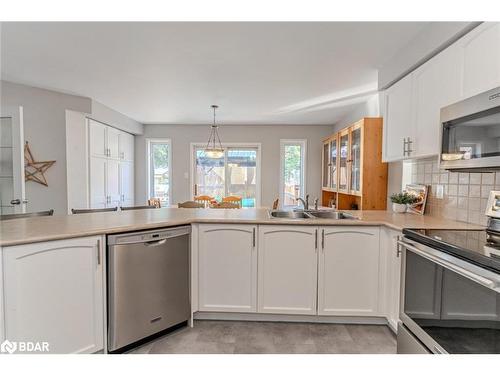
193,145 -> 259,207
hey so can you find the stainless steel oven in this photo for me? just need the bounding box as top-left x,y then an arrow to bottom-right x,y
440,86 -> 500,171
398,237 -> 500,354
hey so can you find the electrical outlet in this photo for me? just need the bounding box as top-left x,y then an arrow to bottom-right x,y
436,184 -> 444,199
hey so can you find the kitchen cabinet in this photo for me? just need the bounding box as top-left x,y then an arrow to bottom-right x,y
198,224 -> 257,312
258,225 -> 318,315
382,74 -> 414,162
2,236 -> 105,354
321,118 -> 387,210
106,126 -> 121,159
89,157 -> 107,208
119,132 -> 135,162
381,228 -> 402,332
88,119 -> 107,158
318,226 -> 381,316
119,161 -> 134,207
460,22 -> 500,99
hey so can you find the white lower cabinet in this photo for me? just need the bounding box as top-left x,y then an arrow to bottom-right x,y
2,237 -> 105,354
198,224 -> 257,312
258,226 -> 318,315
381,228 -> 403,331
318,226 -> 381,316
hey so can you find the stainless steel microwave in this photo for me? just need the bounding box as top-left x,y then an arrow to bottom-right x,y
440,86 -> 500,171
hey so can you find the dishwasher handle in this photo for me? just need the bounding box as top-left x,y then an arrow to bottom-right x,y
144,238 -> 168,247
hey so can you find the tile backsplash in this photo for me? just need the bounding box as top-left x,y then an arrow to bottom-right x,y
406,157 -> 500,226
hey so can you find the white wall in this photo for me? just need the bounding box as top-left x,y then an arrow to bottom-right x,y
331,94 -> 380,133
0,80 -> 92,214
91,100 -> 143,135
135,124 -> 334,207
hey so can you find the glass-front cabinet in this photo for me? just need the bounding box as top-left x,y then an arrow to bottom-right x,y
349,125 -> 362,195
322,141 -> 330,189
329,136 -> 338,190
338,129 -> 349,193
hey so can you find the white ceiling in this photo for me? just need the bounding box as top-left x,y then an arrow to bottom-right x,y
1,22 -> 429,125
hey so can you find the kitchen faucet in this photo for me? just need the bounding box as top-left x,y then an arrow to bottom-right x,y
296,194 -> 310,210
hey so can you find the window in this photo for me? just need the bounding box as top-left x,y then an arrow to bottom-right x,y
147,139 -> 171,205
280,140 -> 306,208
192,144 -> 260,207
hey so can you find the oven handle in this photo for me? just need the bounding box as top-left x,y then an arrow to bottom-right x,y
397,240 -> 499,291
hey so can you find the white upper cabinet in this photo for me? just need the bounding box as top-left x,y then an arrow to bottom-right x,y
460,22 -> 500,98
3,236 -> 105,354
412,46 -> 463,158
258,226 -> 318,315
88,119 -> 107,158
198,224 -> 257,312
318,226 -> 381,316
106,126 -> 121,159
382,22 -> 500,162
383,74 -> 414,162
119,132 -> 135,162
119,161 -> 134,206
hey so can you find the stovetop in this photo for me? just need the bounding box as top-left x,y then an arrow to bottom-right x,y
402,228 -> 500,274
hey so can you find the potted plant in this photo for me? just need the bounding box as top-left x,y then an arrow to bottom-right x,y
390,192 -> 418,213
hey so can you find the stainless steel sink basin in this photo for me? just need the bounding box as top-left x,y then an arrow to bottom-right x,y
269,210 -> 312,219
307,211 -> 357,220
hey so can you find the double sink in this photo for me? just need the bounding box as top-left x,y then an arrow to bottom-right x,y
269,210 -> 357,220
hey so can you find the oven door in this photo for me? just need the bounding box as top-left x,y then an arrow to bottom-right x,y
399,238 -> 500,354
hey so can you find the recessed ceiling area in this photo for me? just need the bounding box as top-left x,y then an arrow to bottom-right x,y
1,22 -> 429,125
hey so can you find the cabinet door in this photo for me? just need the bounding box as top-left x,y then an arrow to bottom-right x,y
258,225 -> 318,315
329,136 -> 338,190
413,46 -> 462,158
88,119 -> 107,158
381,228 -> 402,332
119,132 -> 134,162
119,161 -> 134,207
382,74 -> 413,162
338,130 -> 349,193
460,22 -> 500,99
106,126 -> 121,159
322,141 -> 330,189
89,157 -> 107,209
318,226 -> 380,316
107,159 -> 121,207
3,237 -> 104,354
349,125 -> 362,195
198,225 -> 257,312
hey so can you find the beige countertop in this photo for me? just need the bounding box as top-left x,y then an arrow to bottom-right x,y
0,208 -> 485,247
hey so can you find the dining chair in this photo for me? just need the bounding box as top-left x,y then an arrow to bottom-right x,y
71,207 -> 118,214
194,195 -> 215,206
222,196 -> 242,207
211,202 -> 240,209
0,209 -> 55,221
121,205 -> 157,211
147,198 -> 162,208
178,201 -> 205,208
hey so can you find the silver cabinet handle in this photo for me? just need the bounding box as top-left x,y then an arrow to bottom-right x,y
396,235 -> 402,257
97,239 -> 101,265
315,229 -> 318,250
398,240 -> 499,291
252,227 -> 256,248
321,229 -> 325,250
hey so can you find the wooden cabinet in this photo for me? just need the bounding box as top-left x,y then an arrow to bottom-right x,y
198,224 -> 257,312
460,22 -> 500,99
381,227 -> 402,332
318,226 -> 381,316
382,22 -> 500,162
321,118 -> 387,210
87,119 -> 134,209
258,226 -> 318,315
2,236 -> 105,354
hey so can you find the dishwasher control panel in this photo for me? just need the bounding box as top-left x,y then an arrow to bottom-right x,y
108,226 -> 191,245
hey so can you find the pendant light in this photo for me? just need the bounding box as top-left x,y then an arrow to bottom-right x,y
204,105 -> 224,158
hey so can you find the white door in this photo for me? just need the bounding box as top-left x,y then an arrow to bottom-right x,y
119,161 -> 134,207
119,132 -> 134,162
412,46 -> 463,158
381,228 -> 402,331
88,119 -> 107,158
3,236 -> 105,354
107,159 -> 121,207
0,106 -> 26,214
89,157 -> 107,209
382,74 -> 414,162
318,226 -> 381,316
198,224 -> 257,312
106,126 -> 121,160
258,225 -> 318,315
460,22 -> 500,98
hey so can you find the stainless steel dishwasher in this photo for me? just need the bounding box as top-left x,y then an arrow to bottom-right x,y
107,226 -> 191,352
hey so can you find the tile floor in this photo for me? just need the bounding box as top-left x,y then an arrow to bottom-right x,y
127,320 -> 397,354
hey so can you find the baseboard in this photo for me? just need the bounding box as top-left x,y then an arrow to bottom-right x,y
194,311 -> 389,325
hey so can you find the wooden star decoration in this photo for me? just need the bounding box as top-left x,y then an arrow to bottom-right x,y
24,141 -> 56,187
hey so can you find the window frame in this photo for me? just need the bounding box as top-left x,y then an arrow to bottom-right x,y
190,142 -> 262,207
279,139 -> 307,209
146,138 -> 172,206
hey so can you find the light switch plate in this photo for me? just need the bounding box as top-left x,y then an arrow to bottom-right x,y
436,184 -> 444,199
